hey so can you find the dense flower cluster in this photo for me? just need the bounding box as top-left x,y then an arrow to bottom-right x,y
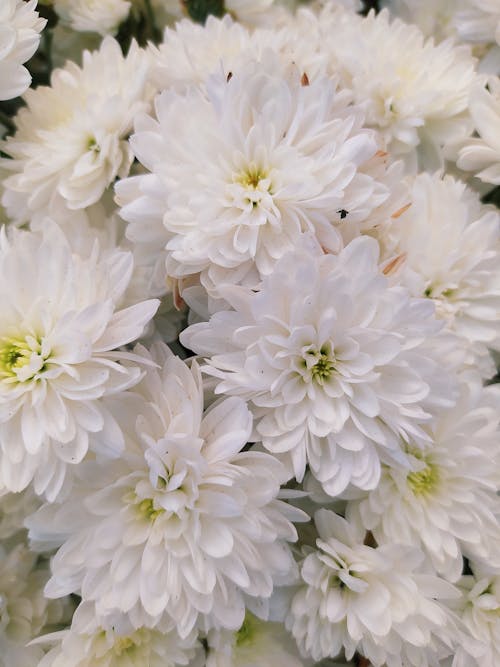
1,1 -> 500,667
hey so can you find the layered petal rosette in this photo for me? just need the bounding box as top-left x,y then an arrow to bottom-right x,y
181,237 -> 457,496
1,37 -> 154,224
326,8 -> 477,168
287,510 -> 460,666
0,225 -> 159,500
0,0 -> 46,101
117,55 -> 403,296
27,343 -> 304,637
379,171 -> 500,375
348,380 -> 500,582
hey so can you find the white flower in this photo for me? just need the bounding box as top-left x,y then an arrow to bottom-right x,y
0,0 -> 46,101
326,8 -> 477,169
37,602 -> 201,667
348,380 -> 500,582
287,509 -> 459,666
0,225 -> 159,501
455,568 -> 500,666
118,55 -> 403,296
206,614 -> 305,667
27,343 -> 304,637
455,77 -> 500,184
181,237 -> 457,496
378,171 -> 500,373
1,37 -> 154,225
53,0 -> 131,36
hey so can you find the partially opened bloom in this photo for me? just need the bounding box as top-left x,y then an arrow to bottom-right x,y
287,509 -> 459,666
0,225 -> 159,500
27,343 -> 304,637
181,237 -> 457,496
1,37 -> 154,224
0,0 -> 46,101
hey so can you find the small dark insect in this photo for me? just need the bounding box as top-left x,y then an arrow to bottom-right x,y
301,72 -> 310,86
227,71 -> 233,82
338,209 -> 349,219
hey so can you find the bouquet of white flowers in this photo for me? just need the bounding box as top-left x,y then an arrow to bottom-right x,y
1,1 -> 500,666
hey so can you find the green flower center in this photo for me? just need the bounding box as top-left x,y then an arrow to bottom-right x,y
0,335 -> 44,381
301,344 -> 335,385
407,462 -> 440,495
235,612 -> 260,647
137,498 -> 165,522
311,353 -> 335,384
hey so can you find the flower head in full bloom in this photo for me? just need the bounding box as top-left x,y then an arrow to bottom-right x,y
0,0 -> 46,101
118,55 -> 403,296
181,237 -> 457,496
326,8 -> 477,169
0,225 -> 159,500
27,343 -> 304,637
1,37 -> 154,224
287,509 -> 459,666
348,380 -> 500,582
379,171 -> 500,375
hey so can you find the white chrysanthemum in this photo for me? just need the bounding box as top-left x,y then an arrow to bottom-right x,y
206,614 -> 304,667
454,568 -> 500,666
455,77 -> 500,184
287,509 -> 459,666
326,9 -> 477,168
27,343 -> 304,637
379,171 -> 500,373
37,602 -> 200,667
53,0 -> 131,36
118,55 -> 405,296
0,0 -> 46,101
0,541 -> 68,667
1,37 -> 154,225
348,380 -> 500,582
181,237 -> 457,496
0,225 -> 159,501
